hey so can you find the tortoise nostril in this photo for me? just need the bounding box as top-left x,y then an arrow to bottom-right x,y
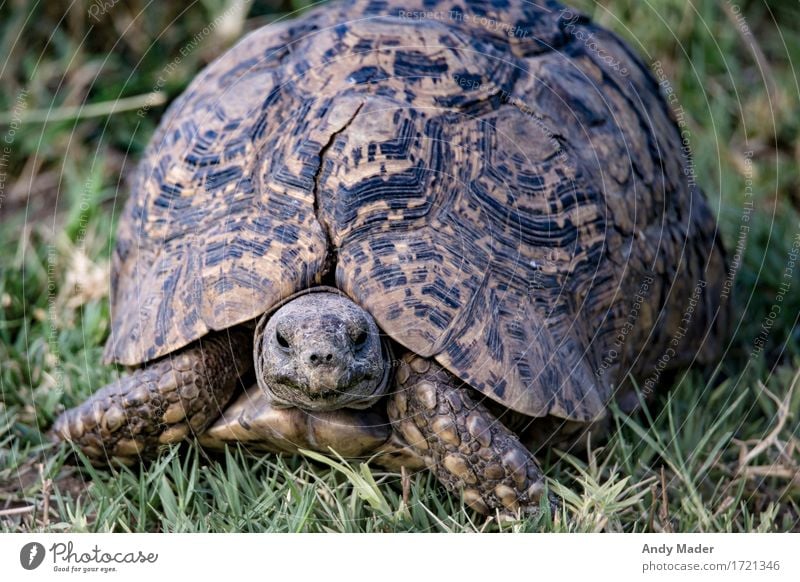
308,352 -> 334,365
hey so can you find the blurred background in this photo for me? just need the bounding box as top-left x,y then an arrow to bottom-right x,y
0,0 -> 798,532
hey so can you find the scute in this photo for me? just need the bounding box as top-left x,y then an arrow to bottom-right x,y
106,16 -> 336,365
289,16 -> 516,108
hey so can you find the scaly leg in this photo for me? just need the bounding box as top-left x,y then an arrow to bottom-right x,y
388,354 -> 551,516
53,330 -> 251,465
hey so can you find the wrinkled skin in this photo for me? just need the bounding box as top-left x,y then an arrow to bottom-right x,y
255,293 -> 389,411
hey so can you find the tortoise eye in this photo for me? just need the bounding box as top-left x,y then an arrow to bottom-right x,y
353,329 -> 368,348
276,329 -> 290,349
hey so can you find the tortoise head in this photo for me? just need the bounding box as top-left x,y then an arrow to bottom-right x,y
254,292 -> 390,411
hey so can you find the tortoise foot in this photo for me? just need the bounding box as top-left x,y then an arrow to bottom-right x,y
53,330 -> 251,465
388,354 -> 553,517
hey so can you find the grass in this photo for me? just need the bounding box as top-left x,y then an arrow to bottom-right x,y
1,0 -> 799,532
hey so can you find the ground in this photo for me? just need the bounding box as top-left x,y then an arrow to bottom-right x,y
0,0 -> 798,532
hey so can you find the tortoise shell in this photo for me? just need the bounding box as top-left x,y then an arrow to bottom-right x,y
104,0 -> 728,422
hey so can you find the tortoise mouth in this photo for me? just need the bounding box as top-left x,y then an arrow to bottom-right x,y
264,359 -> 390,411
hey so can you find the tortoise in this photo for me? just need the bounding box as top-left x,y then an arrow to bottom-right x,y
54,0 -> 729,516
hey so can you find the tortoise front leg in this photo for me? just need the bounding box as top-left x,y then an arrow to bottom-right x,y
388,354 -> 551,516
53,330 -> 251,465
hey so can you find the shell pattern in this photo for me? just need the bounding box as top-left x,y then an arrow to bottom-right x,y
104,0 -> 728,421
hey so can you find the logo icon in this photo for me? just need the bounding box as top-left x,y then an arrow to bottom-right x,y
20,542 -> 46,570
